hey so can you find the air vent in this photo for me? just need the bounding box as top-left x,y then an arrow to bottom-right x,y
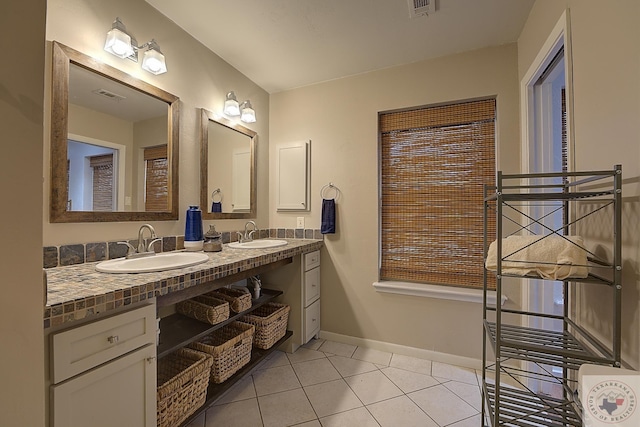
92,88 -> 126,102
408,0 -> 435,19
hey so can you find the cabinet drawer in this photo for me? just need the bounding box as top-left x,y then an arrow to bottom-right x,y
51,343 -> 156,427
304,299 -> 320,343
304,267 -> 320,307
304,250 -> 320,271
52,303 -> 156,384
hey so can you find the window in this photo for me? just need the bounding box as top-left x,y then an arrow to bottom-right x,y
144,145 -> 169,212
379,98 -> 496,289
89,154 -> 114,211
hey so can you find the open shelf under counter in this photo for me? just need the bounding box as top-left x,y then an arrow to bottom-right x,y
157,288 -> 283,358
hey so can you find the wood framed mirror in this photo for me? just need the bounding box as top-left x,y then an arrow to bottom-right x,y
200,108 -> 257,219
50,41 -> 180,222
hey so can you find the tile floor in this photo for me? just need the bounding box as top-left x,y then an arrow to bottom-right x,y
185,338 -> 485,427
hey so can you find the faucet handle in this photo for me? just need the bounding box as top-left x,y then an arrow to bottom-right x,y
146,238 -> 162,253
117,241 -> 136,257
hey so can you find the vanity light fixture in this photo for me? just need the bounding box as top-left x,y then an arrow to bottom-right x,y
104,18 -> 168,75
140,39 -> 167,75
240,100 -> 256,123
223,91 -> 240,116
104,17 -> 135,59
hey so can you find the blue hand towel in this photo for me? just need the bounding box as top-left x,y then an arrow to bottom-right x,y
211,202 -> 222,212
321,198 -> 336,234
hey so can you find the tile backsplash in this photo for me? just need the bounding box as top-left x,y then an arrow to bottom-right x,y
43,228 -> 323,268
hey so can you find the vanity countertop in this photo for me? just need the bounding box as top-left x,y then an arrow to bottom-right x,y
44,238 -> 323,329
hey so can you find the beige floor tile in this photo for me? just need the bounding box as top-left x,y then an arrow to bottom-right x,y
328,355 -> 378,377
257,351 -> 291,370
352,347 -> 392,366
408,384 -> 478,426
287,347 -> 327,364
294,421 -> 322,427
448,413 -> 483,427
444,380 -> 482,411
380,366 -> 440,393
204,398 -> 262,427
302,338 -> 325,351
304,379 -> 363,418
319,407 -> 380,427
258,388 -> 317,427
367,395 -> 439,427
292,357 -> 342,386
318,340 -> 357,357
389,353 -> 432,375
432,361 -> 479,386
184,412 -> 205,427
214,375 -> 256,405
344,370 -> 404,405
252,364 -> 301,396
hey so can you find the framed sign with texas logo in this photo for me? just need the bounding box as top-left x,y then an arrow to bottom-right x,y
580,364 -> 640,426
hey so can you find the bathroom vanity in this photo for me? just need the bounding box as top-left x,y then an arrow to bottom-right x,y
44,238 -> 323,427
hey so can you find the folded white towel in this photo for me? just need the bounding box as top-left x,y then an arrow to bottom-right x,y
486,235 -> 588,280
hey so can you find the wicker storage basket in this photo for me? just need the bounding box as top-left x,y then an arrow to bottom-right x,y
176,295 -> 229,325
208,287 -> 252,313
157,348 -> 213,427
241,302 -> 290,349
189,321 -> 255,383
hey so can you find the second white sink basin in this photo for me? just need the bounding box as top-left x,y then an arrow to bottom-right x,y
96,252 -> 209,273
228,239 -> 288,249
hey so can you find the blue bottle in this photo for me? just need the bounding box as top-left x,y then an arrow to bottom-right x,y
185,206 -> 203,242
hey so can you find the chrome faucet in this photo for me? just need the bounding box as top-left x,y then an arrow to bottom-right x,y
118,224 -> 161,258
237,221 -> 258,243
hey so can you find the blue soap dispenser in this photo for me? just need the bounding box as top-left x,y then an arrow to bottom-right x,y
184,205 -> 203,251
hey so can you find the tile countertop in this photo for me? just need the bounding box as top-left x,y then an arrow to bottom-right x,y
44,239 -> 323,330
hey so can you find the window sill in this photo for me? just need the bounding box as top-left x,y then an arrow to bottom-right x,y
373,281 -> 507,306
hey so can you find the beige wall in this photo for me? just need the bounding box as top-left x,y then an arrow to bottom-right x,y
270,44 -> 521,360
45,0 -> 270,245
0,0 -> 46,425
519,0 -> 640,368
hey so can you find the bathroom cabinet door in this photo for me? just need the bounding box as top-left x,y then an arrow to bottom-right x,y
51,343 -> 156,427
276,140 -> 310,211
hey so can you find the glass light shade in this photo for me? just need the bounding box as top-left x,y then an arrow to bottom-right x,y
141,48 -> 167,75
104,28 -> 134,58
240,101 -> 256,123
223,91 -> 240,116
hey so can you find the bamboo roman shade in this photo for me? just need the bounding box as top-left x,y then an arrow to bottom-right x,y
144,145 -> 169,212
90,154 -> 114,211
380,99 -> 496,289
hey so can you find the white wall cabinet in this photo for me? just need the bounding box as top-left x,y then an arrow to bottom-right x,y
276,140 -> 310,211
50,303 -> 157,427
263,250 -> 321,352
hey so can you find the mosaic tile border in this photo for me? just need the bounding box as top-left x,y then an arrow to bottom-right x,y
43,228 -> 323,268
44,238 -> 324,330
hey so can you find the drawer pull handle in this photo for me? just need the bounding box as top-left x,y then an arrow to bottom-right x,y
107,335 -> 119,344
312,284 -> 317,287
312,318 -> 317,322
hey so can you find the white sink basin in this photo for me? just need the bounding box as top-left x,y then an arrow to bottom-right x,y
96,252 -> 209,273
228,239 -> 288,249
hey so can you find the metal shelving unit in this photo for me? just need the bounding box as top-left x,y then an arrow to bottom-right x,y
482,165 -> 622,427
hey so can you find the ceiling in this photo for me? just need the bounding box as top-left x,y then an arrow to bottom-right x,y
146,0 -> 535,94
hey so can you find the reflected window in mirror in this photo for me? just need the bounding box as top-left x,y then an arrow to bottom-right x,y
50,41 -> 179,222
200,109 -> 257,219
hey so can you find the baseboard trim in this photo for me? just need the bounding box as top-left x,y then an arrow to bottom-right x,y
317,330 -> 483,370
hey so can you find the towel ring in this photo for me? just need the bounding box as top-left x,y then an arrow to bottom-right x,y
320,183 -> 340,200
211,188 -> 223,203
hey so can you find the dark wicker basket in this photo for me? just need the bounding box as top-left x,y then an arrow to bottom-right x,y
157,348 -> 213,427
189,321 -> 255,383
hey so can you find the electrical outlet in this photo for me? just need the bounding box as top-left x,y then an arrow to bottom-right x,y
296,217 -> 305,229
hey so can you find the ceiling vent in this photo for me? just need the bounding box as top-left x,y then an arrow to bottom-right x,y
408,0 -> 435,19
92,88 -> 126,102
